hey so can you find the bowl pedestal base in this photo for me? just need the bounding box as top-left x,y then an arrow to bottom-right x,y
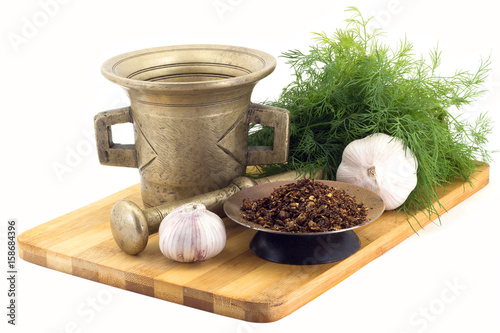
249,230 -> 361,265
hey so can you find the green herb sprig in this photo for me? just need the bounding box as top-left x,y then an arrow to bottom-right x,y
249,7 -> 493,229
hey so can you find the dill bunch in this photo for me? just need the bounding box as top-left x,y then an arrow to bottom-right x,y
249,7 -> 493,228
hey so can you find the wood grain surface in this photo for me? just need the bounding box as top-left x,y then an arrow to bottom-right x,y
18,164 -> 489,322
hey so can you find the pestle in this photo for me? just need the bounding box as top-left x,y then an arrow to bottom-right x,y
110,170 -> 321,255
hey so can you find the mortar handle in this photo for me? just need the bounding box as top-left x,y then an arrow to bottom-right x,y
94,106 -> 138,168
246,103 -> 290,166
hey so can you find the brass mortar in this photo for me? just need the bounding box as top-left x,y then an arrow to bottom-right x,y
94,45 -> 290,207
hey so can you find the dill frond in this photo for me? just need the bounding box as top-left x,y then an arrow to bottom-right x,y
248,7 -> 493,228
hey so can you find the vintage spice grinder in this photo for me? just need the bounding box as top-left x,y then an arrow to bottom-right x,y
94,45 -> 290,207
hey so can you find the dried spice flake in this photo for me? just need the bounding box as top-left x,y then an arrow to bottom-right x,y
240,179 -> 368,233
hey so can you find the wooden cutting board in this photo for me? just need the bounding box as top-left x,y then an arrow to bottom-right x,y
18,164 -> 489,322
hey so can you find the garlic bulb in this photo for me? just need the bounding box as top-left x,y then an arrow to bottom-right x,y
336,133 -> 418,210
159,203 -> 226,263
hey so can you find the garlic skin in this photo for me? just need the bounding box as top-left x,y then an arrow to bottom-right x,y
336,133 -> 418,210
159,203 -> 226,263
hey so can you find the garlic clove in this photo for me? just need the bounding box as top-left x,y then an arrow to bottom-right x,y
159,203 -> 226,263
336,133 -> 418,210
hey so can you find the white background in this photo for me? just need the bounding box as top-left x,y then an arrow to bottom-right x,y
1,0 -> 499,332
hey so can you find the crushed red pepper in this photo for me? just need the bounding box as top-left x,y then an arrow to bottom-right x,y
240,179 -> 368,232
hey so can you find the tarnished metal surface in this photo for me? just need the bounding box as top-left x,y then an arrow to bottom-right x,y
95,45 -> 290,207
110,170 -> 311,255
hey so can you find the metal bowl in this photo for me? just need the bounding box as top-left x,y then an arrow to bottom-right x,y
223,180 -> 385,265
